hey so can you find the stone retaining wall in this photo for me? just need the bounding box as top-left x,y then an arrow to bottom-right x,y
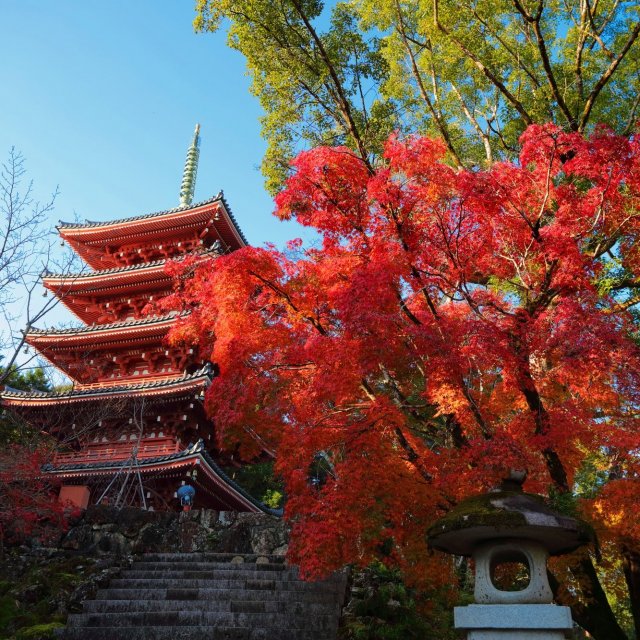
58,506 -> 288,557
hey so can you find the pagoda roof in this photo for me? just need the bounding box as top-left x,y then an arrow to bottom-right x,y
58,194 -> 247,268
43,260 -> 174,324
44,248 -> 220,293
1,365 -> 212,406
26,312 -> 178,347
41,440 -> 281,515
43,251 -> 220,325
23,313 -> 190,385
44,257 -> 172,291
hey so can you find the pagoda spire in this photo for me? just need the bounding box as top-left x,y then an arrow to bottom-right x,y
179,124 -> 200,207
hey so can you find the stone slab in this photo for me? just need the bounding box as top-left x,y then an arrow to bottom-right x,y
468,632 -> 567,639
455,604 -> 573,630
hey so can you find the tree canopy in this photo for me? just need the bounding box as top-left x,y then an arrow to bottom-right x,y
0,361 -> 51,446
0,362 -> 50,393
196,0 -> 640,189
189,1 -> 640,636
160,124 -> 640,637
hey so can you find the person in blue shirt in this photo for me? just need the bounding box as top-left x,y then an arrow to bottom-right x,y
176,483 -> 196,511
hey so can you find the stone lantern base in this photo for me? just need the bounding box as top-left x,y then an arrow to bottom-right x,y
454,604 -> 573,639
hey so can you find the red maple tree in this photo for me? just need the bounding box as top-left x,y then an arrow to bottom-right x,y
0,445 -> 68,554
158,124 -> 640,638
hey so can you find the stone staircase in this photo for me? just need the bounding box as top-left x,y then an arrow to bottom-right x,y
57,552 -> 348,640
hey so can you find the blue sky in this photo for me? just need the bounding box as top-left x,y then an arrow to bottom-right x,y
0,0 -> 308,248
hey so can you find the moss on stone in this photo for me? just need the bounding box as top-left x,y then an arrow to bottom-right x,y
0,553 -> 105,639
0,595 -> 20,630
15,622 -> 64,639
427,491 -> 532,540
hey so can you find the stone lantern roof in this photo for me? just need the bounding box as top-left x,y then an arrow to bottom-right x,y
428,473 -> 593,556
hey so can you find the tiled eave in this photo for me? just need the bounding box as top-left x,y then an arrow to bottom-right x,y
218,193 -> 249,247
41,440 -> 280,515
57,194 -> 247,248
43,249 -> 219,295
43,259 -> 170,294
1,367 -> 212,406
25,313 -> 180,348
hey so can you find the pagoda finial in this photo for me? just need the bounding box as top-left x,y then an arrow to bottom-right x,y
179,124 -> 201,207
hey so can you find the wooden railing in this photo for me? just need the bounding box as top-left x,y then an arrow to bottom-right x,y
53,437 -> 181,465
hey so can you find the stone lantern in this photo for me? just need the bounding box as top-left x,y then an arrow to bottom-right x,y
428,471 -> 592,639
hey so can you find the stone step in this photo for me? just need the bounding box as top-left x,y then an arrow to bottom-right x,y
56,551 -> 346,640
131,561 -> 287,572
121,569 -> 299,580
67,611 -> 338,630
97,587 -> 342,604
57,626 -> 335,640
108,577 -> 343,591
83,598 -> 341,615
137,553 -> 286,563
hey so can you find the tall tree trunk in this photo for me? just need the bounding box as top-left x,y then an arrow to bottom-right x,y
622,545 -> 640,638
550,556 -> 628,640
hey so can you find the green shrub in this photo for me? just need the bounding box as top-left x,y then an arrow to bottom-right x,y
262,489 -> 283,509
0,595 -> 20,632
342,564 -> 456,640
222,461 -> 284,506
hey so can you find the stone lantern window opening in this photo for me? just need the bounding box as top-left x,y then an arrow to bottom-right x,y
475,539 -> 553,604
488,546 -> 531,592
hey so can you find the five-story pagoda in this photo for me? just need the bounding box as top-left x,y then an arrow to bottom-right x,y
1,126 -> 270,513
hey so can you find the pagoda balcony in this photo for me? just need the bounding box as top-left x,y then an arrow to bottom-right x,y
52,437 -> 181,466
